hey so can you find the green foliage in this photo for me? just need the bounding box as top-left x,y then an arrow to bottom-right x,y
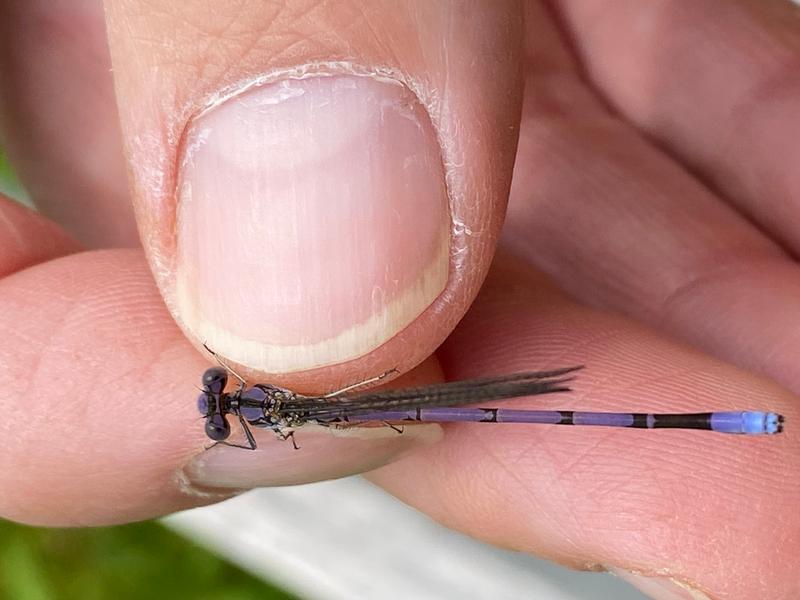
0,149 -> 28,204
0,519 -> 297,600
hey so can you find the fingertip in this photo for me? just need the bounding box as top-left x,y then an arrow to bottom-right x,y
0,194 -> 80,276
182,423 -> 443,491
0,249 -> 447,525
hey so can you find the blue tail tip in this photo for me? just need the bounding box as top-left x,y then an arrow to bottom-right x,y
746,411 -> 784,435
770,413 -> 785,435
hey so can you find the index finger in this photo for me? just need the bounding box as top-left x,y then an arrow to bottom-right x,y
0,198 -> 441,526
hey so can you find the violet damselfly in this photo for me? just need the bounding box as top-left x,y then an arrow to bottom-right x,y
196,362 -> 784,450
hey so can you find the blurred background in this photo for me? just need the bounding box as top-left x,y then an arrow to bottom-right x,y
0,517 -> 294,600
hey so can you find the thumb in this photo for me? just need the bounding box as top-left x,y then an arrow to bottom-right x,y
104,0 -> 524,388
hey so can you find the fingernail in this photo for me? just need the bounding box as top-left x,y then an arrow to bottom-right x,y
176,73 -> 450,372
183,424 -> 441,489
607,568 -> 712,600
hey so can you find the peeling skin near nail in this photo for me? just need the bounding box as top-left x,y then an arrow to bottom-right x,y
451,218 -> 475,237
197,61 -> 438,122
178,126 -> 212,173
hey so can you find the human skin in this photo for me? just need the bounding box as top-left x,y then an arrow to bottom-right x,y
0,1 -> 799,599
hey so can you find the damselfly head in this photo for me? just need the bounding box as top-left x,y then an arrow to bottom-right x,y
204,413 -> 231,441
202,367 -> 228,394
199,368 -> 233,441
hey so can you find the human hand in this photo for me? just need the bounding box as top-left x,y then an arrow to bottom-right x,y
0,2 -> 798,599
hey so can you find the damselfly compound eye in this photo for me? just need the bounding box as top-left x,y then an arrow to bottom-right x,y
205,414 -> 231,441
202,367 -> 228,394
197,394 -> 209,415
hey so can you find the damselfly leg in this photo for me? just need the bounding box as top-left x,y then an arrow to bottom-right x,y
203,343 -> 246,391
323,369 -> 399,398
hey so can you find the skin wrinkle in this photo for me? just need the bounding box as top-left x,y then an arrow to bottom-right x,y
499,424 -> 551,470
281,0 -> 324,24
599,367 -> 712,409
569,451 -> 666,514
664,218 -> 787,280
455,434 -> 551,542
441,428 -> 594,565
351,4 -> 398,67
727,74 -> 800,214
724,40 -> 800,133
551,431 -> 616,482
544,457 -> 593,558
515,127 -> 786,318
231,3 -> 364,72
589,471 -> 662,526
655,258 -> 800,359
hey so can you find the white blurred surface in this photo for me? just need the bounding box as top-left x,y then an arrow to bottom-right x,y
166,477 -> 647,600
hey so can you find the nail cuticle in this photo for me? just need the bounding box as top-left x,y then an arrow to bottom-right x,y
194,61 -> 431,122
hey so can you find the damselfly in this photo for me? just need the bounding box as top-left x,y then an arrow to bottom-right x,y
196,358 -> 784,450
